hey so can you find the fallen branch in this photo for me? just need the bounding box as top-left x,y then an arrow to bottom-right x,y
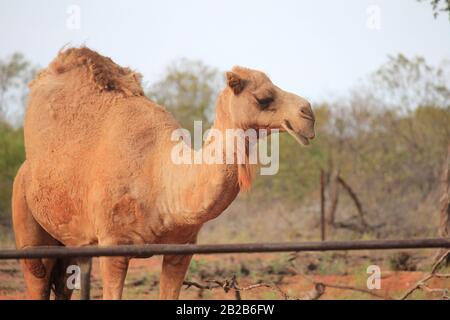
417,284 -> 449,299
314,281 -> 392,300
294,268 -> 393,300
184,251 -> 450,300
183,280 -> 220,291
299,283 -> 326,300
288,261 -> 393,300
183,276 -> 303,300
400,249 -> 450,300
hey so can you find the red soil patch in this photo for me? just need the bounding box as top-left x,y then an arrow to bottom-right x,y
1,254 -> 448,300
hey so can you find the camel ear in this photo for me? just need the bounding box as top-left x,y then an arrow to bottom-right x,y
226,72 -> 246,95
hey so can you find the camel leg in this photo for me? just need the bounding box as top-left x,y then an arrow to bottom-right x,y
99,256 -> 129,300
159,254 -> 193,300
12,164 -> 59,300
51,257 -> 76,300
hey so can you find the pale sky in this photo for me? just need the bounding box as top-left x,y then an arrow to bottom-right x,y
1,0 -> 449,102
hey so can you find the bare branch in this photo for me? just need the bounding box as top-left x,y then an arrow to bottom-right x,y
183,276 -> 303,300
296,269 -> 392,300
337,176 -> 369,229
401,249 -> 450,300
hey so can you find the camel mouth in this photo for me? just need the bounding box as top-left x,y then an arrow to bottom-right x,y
281,120 -> 310,146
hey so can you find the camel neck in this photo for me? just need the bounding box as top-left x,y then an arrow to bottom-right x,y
160,92 -> 246,225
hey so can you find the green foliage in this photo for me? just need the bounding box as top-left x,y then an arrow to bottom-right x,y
145,54 -> 449,239
188,258 -> 208,276
0,52 -> 37,121
0,52 -> 33,224
371,54 -> 450,110
0,52 -> 448,242
0,122 -> 24,221
315,253 -> 348,275
420,0 -> 450,19
248,55 -> 449,238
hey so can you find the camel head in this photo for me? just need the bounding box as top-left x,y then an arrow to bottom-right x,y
224,66 -> 315,145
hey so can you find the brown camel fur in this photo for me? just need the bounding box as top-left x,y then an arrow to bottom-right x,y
12,47 -> 315,300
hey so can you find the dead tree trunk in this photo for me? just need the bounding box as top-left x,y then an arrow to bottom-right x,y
437,144 -> 450,265
320,169 -> 326,241
326,170 -> 340,226
433,144 -> 450,265
439,144 -> 450,239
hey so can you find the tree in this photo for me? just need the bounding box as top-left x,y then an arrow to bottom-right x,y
0,53 -> 35,224
420,0 -> 450,19
0,52 -> 37,123
370,54 -> 450,111
439,144 -> 450,239
305,55 -> 450,237
0,123 -> 24,226
147,59 -> 222,133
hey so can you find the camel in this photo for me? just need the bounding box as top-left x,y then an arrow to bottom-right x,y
12,47 -> 315,300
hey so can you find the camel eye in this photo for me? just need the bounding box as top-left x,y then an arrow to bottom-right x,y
257,97 -> 274,109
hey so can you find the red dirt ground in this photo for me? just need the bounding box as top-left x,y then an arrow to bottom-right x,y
0,252 -> 449,300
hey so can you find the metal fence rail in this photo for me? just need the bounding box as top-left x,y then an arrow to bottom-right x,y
1,238 -> 450,260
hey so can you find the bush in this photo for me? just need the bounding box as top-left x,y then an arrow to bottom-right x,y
0,122 -> 24,224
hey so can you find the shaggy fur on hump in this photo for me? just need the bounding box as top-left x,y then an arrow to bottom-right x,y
32,46 -> 144,97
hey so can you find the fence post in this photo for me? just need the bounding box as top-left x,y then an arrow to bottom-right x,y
80,258 -> 92,300
320,169 -> 326,241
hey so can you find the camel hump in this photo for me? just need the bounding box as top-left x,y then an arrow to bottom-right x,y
31,46 -> 144,97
